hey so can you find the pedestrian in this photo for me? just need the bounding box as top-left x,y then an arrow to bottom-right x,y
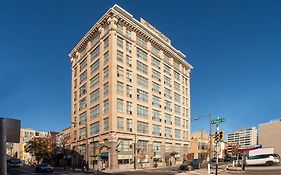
242,154 -> 246,171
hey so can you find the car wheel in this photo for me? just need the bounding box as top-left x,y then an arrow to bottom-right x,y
265,161 -> 273,166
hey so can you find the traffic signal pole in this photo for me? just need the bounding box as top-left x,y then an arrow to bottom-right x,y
215,117 -> 219,175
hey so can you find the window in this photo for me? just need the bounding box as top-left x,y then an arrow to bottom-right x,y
164,64 -> 171,75
136,48 -> 147,62
137,74 -> 148,88
91,33 -> 100,46
73,104 -> 77,114
137,121 -> 148,134
137,89 -> 148,102
117,24 -> 123,34
79,98 -> 86,110
90,104 -> 99,119
165,127 -> 172,138
73,91 -> 77,101
80,71 -> 87,84
103,82 -> 109,96
90,59 -> 100,74
103,37 -> 109,49
174,61 -> 180,71
175,104 -> 181,114
117,117 -> 124,131
126,85 -> 132,98
80,84 -> 87,96
165,113 -> 172,124
127,119 -> 132,132
136,35 -> 147,48
152,124 -> 161,136
79,112 -> 87,125
151,46 -> 159,56
152,109 -> 161,122
137,104 -> 148,118
117,36 -> 123,48
151,57 -> 161,69
174,70 -> 180,81
104,51 -> 109,65
103,99 -> 109,113
90,74 -> 99,88
152,82 -> 161,94
163,54 -> 170,63
164,88 -> 172,99
117,50 -> 123,62
79,127 -> 86,139
117,98 -> 123,113
126,41 -> 132,53
175,117 -> 181,127
126,30 -> 131,39
175,129 -> 181,139
117,66 -> 124,78
90,122 -> 99,135
138,140 -> 148,152
164,76 -> 171,87
103,66 -> 109,79
126,69 -> 132,82
126,55 -> 132,67
118,139 -> 132,152
74,79 -> 77,89
90,45 -> 100,61
117,81 -> 123,94
153,142 -> 161,153
126,101 -> 133,115
152,69 -> 161,81
152,95 -> 161,108
90,88 -> 99,104
164,100 -> 172,111
80,58 -> 87,71
174,92 -> 181,103
74,67 -> 77,77
174,81 -> 180,92
137,61 -> 148,74
103,118 -> 109,131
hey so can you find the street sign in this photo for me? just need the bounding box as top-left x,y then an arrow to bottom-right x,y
211,118 -> 225,125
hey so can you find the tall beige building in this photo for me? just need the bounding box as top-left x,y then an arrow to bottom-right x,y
259,119 -> 281,157
68,5 -> 192,170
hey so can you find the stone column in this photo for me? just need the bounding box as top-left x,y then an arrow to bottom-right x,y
109,137 -> 118,169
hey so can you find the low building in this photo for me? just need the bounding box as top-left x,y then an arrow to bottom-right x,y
259,119 -> 281,156
227,127 -> 258,148
56,127 -> 71,149
187,131 -> 209,161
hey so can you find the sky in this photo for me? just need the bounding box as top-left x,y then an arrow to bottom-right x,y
0,0 -> 280,135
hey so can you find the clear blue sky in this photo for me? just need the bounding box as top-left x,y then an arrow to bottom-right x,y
0,0 -> 280,134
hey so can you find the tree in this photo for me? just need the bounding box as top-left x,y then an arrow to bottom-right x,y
25,137 -> 49,163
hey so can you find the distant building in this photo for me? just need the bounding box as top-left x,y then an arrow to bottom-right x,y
56,127 -> 71,149
187,131 -> 209,161
227,127 -> 258,148
259,119 -> 281,157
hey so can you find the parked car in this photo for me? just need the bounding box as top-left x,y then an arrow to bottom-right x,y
7,159 -> 22,167
179,159 -> 201,170
211,157 -> 224,162
247,154 -> 280,166
35,163 -> 54,173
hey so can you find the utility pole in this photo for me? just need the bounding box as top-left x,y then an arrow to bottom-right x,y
208,113 -> 212,175
215,116 -> 219,175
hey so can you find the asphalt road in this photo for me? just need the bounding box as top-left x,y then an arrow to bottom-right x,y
241,165 -> 281,175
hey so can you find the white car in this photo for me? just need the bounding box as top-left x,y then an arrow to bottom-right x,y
246,154 -> 280,166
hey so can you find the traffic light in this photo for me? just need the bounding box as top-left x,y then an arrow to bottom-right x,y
219,131 -> 224,142
213,132 -> 217,142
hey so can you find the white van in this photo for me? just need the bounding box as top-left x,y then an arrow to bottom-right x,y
246,154 -> 280,166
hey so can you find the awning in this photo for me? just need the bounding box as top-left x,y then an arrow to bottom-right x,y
238,145 -> 262,152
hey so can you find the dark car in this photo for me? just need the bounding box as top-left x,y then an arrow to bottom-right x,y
179,159 -> 201,170
35,163 -> 54,173
7,159 -> 22,167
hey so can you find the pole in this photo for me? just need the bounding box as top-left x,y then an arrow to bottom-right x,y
215,117 -> 219,175
208,113 -> 212,174
0,118 -> 7,175
134,133 -> 137,169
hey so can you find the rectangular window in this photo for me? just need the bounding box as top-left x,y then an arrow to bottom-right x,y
103,118 -> 109,131
127,119 -> 132,132
136,48 -> 147,62
137,74 -> 148,88
175,116 -> 181,127
174,81 -> 180,92
151,57 -> 161,69
175,104 -> 181,114
152,82 -> 161,94
117,24 -> 123,34
117,81 -> 124,95
126,85 -> 132,98
103,99 -> 109,113
137,121 -> 149,134
126,30 -> 131,39
164,76 -> 171,87
118,139 -> 132,152
174,61 -> 180,71
164,88 -> 172,99
138,140 -> 148,151
164,64 -> 171,75
126,69 -> 132,82
117,36 -> 123,48
103,52 -> 109,66
151,46 -> 159,56
126,101 -> 133,115
90,59 -> 100,74
152,124 -> 161,136
165,113 -> 172,124
79,83 -> 87,96
79,127 -> 86,139
80,58 -> 87,71
137,61 -> 148,74
174,92 -> 181,103
117,66 -> 124,78
126,41 -> 132,53
90,88 -> 99,104
126,55 -> 132,67
103,37 -> 109,49
117,98 -> 123,113
137,104 -> 148,118
79,98 -> 86,110
90,74 -> 99,89
79,112 -> 87,125
91,34 -> 100,47
152,109 -> 161,122
174,70 -> 180,81
117,50 -> 123,62
103,66 -> 109,79
152,95 -> 161,108
90,122 -> 99,135
136,35 -> 147,49
175,129 -> 181,139
163,54 -> 170,63
152,69 -> 161,81
103,82 -> 109,96
165,127 -> 172,138
90,45 -> 100,61
164,100 -> 172,111
80,71 -> 87,84
117,117 -> 124,131
137,89 -> 148,102
90,104 -> 99,119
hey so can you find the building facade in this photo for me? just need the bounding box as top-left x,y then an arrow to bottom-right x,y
227,127 -> 258,148
68,5 -> 192,170
187,131 -> 209,161
259,119 -> 281,157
